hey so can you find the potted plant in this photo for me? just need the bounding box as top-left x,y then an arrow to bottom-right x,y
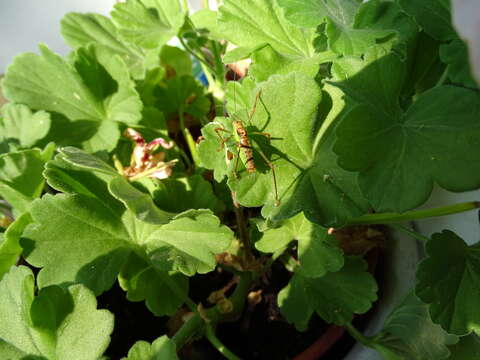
1,0 -> 479,359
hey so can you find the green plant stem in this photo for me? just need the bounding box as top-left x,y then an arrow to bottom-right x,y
389,223 -> 431,243
172,272 -> 254,353
178,110 -> 201,167
181,20 -> 226,103
233,203 -> 254,261
205,324 -> 241,360
172,312 -> 203,349
176,146 -> 193,169
182,0 -> 189,13
209,41 -> 227,108
202,0 -> 210,9
347,201 -> 480,225
179,36 -> 215,74
345,323 -> 373,348
211,41 -> 225,87
435,65 -> 450,87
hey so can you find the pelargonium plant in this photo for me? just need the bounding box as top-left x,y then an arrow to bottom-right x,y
0,0 -> 480,359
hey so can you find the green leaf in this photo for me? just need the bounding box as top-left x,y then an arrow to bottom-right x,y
154,75 -> 210,119
111,0 -> 185,50
399,0 -> 454,41
24,194 -> 137,294
278,256 -> 377,330
190,9 -> 223,41
250,45 -> 336,82
59,146 -> 118,176
375,292 -> 458,360
0,339 -> 27,360
223,46 -> 262,64
0,148 -> 52,215
25,162 -> 190,313
198,74 -> 369,226
153,175 -> 224,213
109,176 -> 173,224
44,153 -> 124,214
218,0 -> 317,69
416,230 -> 480,336
137,106 -> 169,139
330,48 -> 405,115
122,336 -> 178,360
402,32 -> 446,96
255,213 -> 343,277
277,0 -> 357,28
160,45 -> 192,77
197,117 -> 233,183
146,210 -> 234,276
333,49 -> 480,212
61,12 -> 157,79
440,39 -> 479,89
278,0 -> 415,56
352,0 -> 417,54
56,147 -> 174,224
0,266 -> 113,360
447,334 -> 480,360
0,104 -> 51,148
24,193 -> 231,294
119,252 -> 187,316
0,213 -> 32,280
2,45 -> 142,152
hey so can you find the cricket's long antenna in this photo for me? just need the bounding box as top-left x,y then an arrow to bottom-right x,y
233,70 -> 237,114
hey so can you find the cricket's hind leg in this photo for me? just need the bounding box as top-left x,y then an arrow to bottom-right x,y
256,148 -> 280,207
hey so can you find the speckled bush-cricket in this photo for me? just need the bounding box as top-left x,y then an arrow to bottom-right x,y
214,85 -> 280,207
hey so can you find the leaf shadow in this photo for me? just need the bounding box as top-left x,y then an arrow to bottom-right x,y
75,248 -> 131,296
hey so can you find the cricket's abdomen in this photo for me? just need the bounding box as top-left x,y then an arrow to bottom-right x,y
233,120 -> 256,174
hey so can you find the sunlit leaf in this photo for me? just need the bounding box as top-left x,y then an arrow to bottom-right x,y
0,266 -> 113,360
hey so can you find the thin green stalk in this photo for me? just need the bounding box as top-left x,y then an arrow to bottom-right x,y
205,325 -> 241,360
348,201 -> 480,225
182,0 -> 189,13
211,41 -> 226,87
176,146 -> 193,169
435,65 -> 450,87
182,19 -> 226,103
195,44 -> 225,102
202,0 -> 210,9
179,110 -> 201,166
389,223 -> 431,243
345,323 -> 373,348
227,270 -> 253,313
172,313 -> 203,349
179,36 -> 216,74
233,204 -> 254,261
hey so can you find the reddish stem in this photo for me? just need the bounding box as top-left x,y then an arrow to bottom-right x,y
293,325 -> 345,360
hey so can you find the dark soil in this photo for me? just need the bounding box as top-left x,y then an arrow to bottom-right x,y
98,247 -> 382,360
97,283 -> 170,359
180,262 -> 357,360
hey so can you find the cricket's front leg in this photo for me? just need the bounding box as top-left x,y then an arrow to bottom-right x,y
214,127 -> 232,152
